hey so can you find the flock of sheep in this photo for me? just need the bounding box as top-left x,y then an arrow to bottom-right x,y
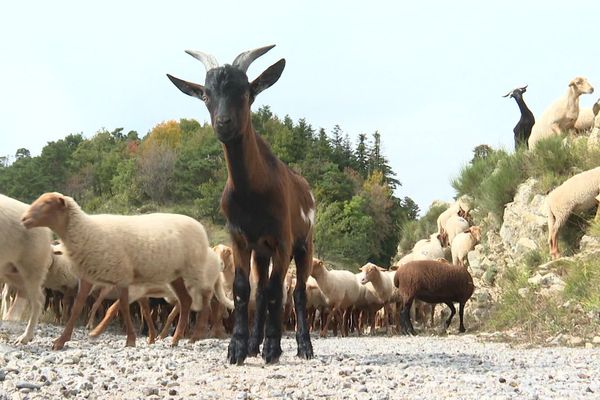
0,192 -> 475,351
504,76 -> 600,259
2,45 -> 600,366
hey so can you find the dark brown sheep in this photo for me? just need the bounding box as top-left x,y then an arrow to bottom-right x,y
393,260 -> 474,335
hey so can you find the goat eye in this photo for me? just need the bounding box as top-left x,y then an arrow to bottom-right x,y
202,95 -> 209,102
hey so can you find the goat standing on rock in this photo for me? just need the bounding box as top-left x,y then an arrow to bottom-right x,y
168,45 -> 315,365
503,85 -> 535,149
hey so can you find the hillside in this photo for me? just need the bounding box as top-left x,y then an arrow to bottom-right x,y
398,136 -> 600,344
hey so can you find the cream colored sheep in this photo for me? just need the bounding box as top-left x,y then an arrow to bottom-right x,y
528,77 -> 594,148
359,263 -> 399,333
353,272 -> 384,335
546,167 -> 600,259
0,194 -> 53,344
587,106 -> 600,149
21,192 -> 218,350
412,233 -> 446,260
305,276 -> 328,331
436,196 -> 472,236
310,258 -> 360,337
444,215 -> 471,246
44,243 -> 79,324
574,98 -> 600,133
451,226 -> 482,267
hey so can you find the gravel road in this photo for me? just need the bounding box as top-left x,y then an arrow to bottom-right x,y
1,322 -> 599,400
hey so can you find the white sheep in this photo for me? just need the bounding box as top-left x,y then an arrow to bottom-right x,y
528,77 -> 594,148
451,226 -> 482,267
574,98 -> 600,133
353,272 -> 384,335
546,167 -> 600,259
412,233 -> 446,260
21,192 -> 221,350
436,196 -> 472,238
305,276 -> 328,332
444,215 -> 471,246
0,194 -> 53,344
310,258 -> 360,337
359,263 -> 399,333
44,243 -> 79,323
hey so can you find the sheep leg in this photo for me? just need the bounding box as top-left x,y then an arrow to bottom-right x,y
86,286 -> 112,330
169,277 -> 192,347
208,300 -> 227,339
444,302 -> 456,332
458,302 -> 466,333
158,303 -> 180,339
227,245 -> 252,365
190,292 -> 212,342
15,284 -> 44,344
117,287 -> 136,347
292,244 -> 314,359
138,297 -> 157,344
53,279 -> 93,351
248,254 -> 270,357
89,299 -> 120,337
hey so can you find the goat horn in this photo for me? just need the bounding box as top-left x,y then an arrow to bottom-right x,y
232,44 -> 276,73
185,50 -> 219,72
502,90 -> 512,98
520,85 -> 528,91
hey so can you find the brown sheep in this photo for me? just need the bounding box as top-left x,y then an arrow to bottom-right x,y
393,260 -> 474,335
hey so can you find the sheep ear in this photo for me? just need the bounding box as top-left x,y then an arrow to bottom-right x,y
377,266 -> 386,271
57,196 -> 66,209
53,249 -> 63,255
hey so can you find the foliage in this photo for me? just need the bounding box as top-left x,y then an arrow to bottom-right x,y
0,106 -> 416,269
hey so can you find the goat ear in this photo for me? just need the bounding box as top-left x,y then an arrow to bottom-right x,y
167,74 -> 206,100
250,59 -> 286,100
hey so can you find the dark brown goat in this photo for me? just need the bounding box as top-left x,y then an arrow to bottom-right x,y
168,45 -> 315,365
393,260 -> 474,335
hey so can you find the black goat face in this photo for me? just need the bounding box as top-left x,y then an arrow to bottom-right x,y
204,66 -> 252,143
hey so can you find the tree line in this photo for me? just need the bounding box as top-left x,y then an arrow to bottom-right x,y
0,106 -> 419,268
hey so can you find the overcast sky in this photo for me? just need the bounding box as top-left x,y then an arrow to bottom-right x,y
1,1 -> 598,213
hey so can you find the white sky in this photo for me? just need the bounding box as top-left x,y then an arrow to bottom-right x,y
1,1 -> 599,213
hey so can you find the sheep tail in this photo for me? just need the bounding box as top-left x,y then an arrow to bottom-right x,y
214,274 -> 234,310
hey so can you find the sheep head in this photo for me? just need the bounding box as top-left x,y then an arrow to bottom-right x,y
21,192 -> 68,231
360,262 -> 385,285
167,45 -> 286,143
569,77 -> 594,96
310,258 -> 325,277
469,226 -> 482,243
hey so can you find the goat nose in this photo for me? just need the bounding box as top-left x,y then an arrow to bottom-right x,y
216,115 -> 232,127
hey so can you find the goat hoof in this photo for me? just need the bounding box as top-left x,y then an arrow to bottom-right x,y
125,337 -> 136,347
262,338 -> 282,364
296,343 -> 313,360
248,336 -> 261,357
227,335 -> 248,365
14,333 -> 32,345
459,328 -> 466,333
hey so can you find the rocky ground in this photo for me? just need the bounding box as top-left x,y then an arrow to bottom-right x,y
1,322 -> 599,400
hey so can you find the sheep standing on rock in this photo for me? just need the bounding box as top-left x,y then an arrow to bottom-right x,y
393,260 -> 474,335
546,167 -> 600,259
437,197 -> 471,238
574,98 -> 600,133
21,192 -> 218,350
0,194 -> 53,344
444,215 -> 471,247
451,226 -> 482,267
528,77 -> 594,148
